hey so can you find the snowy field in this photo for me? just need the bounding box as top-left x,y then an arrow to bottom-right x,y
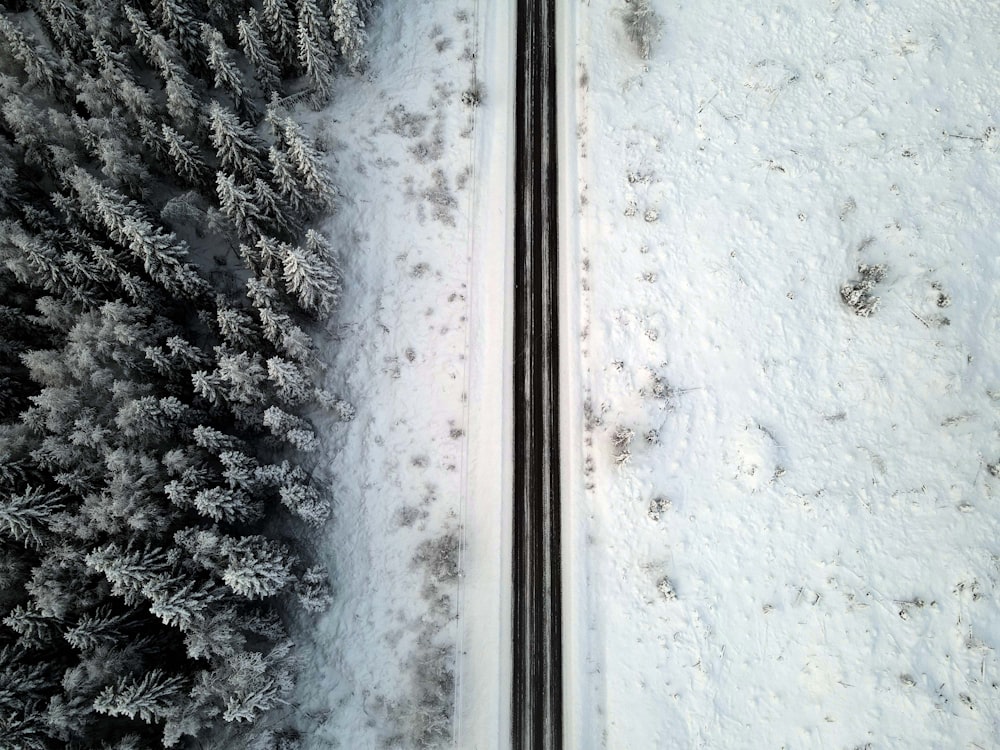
285,1 -> 510,747
562,0 -> 1000,748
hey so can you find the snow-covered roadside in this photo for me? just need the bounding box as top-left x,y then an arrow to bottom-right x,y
566,1 -> 1000,747
452,0 -> 514,746
556,0 -> 592,745
282,1 -> 507,746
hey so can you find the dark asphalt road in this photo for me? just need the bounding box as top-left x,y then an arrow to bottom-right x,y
512,0 -> 562,748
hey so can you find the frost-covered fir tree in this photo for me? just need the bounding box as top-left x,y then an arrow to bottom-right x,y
0,14 -> 61,93
262,405 -> 318,452
216,171 -> 262,238
0,487 -> 62,549
37,0 -> 88,60
85,543 -> 171,606
281,230 -> 340,314
266,356 -> 312,405
237,11 -> 282,95
161,124 -> 210,187
279,482 -> 329,527
202,25 -> 254,120
295,0 -> 335,105
93,670 -> 186,724
330,0 -> 368,72
281,117 -> 337,207
194,486 -> 260,523
209,101 -> 266,182
154,0 -> 204,64
260,0 -> 300,71
267,144 -> 312,216
219,535 -> 295,599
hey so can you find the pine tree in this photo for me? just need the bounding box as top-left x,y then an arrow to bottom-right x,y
154,0 -> 204,64
25,546 -> 105,621
260,0 -> 299,71
237,11 -> 282,96
211,641 -> 294,722
166,335 -> 210,371
278,482 -> 329,527
262,405 -> 318,451
0,15 -> 62,94
114,395 -> 190,442
3,602 -> 63,649
330,0 -> 367,73
63,607 -> 136,652
192,425 -> 244,454
219,535 -> 295,599
92,127 -> 152,197
91,38 -> 156,121
213,348 -> 267,404
281,233 -> 340,314
144,574 -> 218,631
266,356 -> 311,405
215,171 -> 262,238
202,25 -> 254,121
267,144 -> 311,215
90,448 -> 177,535
43,692 -> 94,742
209,102 -> 266,182
37,0 -> 88,61
193,486 -> 259,523
191,369 -> 226,406
255,304 -> 314,362
180,607 -> 245,660
293,565 -> 332,611
93,669 -> 186,724
123,4 -> 176,72
162,62 -> 202,130
1,92 -> 76,174
85,543 -> 171,606
161,124 -> 209,187
253,177 -> 297,237
0,711 -> 48,750
218,450 -> 261,492
281,117 -> 336,207
173,526 -> 221,572
295,3 -> 334,106
0,487 -> 62,549
123,5 -> 203,128
215,304 -> 259,348
0,222 -> 74,299
67,168 -> 209,298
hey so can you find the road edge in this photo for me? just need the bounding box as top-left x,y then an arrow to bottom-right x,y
555,1 -> 589,748
454,0 -> 516,745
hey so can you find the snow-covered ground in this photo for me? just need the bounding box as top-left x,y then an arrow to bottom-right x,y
285,2 -> 511,747
282,0 -> 1000,746
563,1 -> 1000,747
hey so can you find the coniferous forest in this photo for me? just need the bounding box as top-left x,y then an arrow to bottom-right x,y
0,0 -> 371,746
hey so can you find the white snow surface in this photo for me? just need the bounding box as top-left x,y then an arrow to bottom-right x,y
284,0 -> 1000,746
286,1 -> 511,747
563,1 -> 1000,748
